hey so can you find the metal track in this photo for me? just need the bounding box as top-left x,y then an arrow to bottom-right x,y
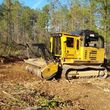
63,65 -> 108,81
65,69 -> 107,81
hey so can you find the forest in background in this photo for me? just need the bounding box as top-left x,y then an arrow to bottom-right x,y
0,0 -> 110,56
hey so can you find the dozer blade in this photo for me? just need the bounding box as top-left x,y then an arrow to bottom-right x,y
24,58 -> 58,80
41,62 -> 58,79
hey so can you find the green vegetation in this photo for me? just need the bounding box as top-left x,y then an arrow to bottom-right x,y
0,0 -> 110,56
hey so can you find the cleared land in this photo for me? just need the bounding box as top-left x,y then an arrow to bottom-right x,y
0,61 -> 110,110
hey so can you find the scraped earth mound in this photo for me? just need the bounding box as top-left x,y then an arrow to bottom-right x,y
0,61 -> 110,110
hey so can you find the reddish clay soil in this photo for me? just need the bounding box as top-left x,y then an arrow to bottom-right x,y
0,61 -> 110,110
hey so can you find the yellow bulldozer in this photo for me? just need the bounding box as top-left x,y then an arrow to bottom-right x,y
24,30 -> 108,80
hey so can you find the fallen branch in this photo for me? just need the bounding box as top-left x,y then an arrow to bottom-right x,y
2,91 -> 17,100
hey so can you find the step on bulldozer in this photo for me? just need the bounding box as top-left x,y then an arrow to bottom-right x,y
24,30 -> 108,80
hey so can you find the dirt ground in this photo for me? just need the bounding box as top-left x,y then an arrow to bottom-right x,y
0,61 -> 110,110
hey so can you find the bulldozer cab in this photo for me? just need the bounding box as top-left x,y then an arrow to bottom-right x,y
50,33 -> 81,63
50,33 -> 78,54
50,30 -> 105,65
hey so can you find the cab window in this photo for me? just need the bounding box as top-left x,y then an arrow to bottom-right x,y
77,40 -> 79,50
66,38 -> 74,47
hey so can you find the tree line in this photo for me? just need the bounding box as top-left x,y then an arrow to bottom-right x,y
0,0 -> 110,56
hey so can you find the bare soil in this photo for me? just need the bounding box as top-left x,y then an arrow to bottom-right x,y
0,61 -> 110,110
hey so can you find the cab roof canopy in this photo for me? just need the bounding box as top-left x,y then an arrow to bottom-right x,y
50,30 -> 104,41
70,29 -> 98,36
70,29 -> 104,41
